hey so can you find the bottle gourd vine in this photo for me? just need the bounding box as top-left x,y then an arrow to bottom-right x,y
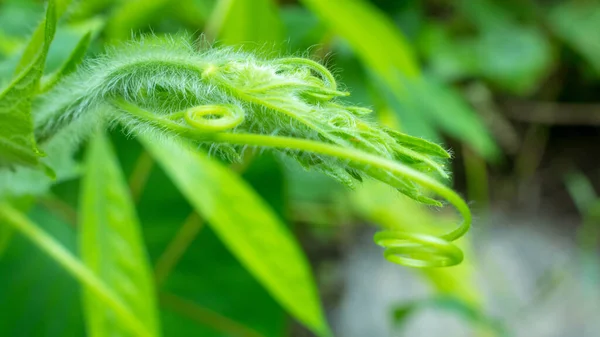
25,35 -> 471,268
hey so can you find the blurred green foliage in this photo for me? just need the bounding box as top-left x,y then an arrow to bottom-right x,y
2,0 -> 600,336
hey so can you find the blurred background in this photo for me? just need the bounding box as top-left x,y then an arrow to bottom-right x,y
1,0 -> 600,336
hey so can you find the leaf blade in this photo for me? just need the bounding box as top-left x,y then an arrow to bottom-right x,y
41,31 -> 92,93
0,0 -> 57,168
80,133 -> 160,337
139,133 -> 330,337
207,0 -> 284,49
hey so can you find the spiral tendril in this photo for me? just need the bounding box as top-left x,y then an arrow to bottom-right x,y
373,231 -> 464,268
183,104 -> 245,132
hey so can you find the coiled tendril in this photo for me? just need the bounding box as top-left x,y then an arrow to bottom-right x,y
182,104 -> 244,131
33,35 -> 472,268
374,231 -> 464,268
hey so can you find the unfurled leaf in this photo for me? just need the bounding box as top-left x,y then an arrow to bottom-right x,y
80,133 -> 160,337
139,133 -> 331,337
0,0 -> 56,169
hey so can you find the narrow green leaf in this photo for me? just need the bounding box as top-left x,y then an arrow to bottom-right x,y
207,0 -> 284,48
13,0 -> 56,76
80,133 -> 160,337
301,0 -> 419,80
139,133 -> 331,337
301,0 -> 499,159
0,0 -> 56,168
41,31 -> 92,93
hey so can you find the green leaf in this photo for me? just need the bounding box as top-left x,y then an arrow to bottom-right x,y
41,31 -> 91,93
0,0 -> 56,169
80,133 -> 161,337
548,1 -> 600,75
301,0 -> 419,80
139,133 -> 331,337
108,127 -> 287,337
301,0 -> 498,159
207,0 -> 284,49
13,0 -> 56,77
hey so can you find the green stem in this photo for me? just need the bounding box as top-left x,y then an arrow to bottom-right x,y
128,150 -> 155,203
210,133 -> 471,241
159,292 -> 264,337
154,212 -> 204,286
0,203 -> 152,337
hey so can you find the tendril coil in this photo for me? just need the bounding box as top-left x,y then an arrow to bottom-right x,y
183,104 -> 244,131
33,35 -> 472,268
374,231 -> 464,268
